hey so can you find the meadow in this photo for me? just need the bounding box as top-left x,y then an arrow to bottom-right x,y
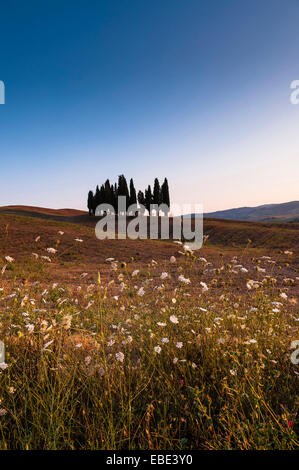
0,210 -> 298,450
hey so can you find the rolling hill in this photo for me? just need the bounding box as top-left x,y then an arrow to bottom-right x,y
204,200 -> 299,222
0,205 -> 298,251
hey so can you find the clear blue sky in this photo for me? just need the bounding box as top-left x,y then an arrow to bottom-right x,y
0,0 -> 298,212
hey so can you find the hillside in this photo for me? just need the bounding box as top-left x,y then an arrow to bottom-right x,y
0,205 -> 298,253
204,200 -> 299,222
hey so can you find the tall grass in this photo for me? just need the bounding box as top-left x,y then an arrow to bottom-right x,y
0,244 -> 298,449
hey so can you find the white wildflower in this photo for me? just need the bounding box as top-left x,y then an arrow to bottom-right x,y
116,352 -> 124,362
169,315 -> 179,324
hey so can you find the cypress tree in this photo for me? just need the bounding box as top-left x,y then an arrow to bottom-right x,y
161,178 -> 170,215
129,178 -> 137,213
104,179 -> 112,208
137,190 -> 146,214
110,184 -> 117,214
94,185 -> 101,213
87,190 -> 94,216
145,185 -> 153,215
118,174 -> 130,213
153,178 -> 161,214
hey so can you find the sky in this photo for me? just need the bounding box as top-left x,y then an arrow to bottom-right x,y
0,0 -> 298,214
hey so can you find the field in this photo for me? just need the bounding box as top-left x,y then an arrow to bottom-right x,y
0,207 -> 298,450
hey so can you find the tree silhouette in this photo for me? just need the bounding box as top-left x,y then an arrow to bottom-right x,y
153,178 -> 161,214
88,176 -> 170,217
161,178 -> 170,215
145,185 -> 153,215
87,190 -> 94,216
137,190 -> 146,214
129,178 -> 137,214
118,174 -> 130,213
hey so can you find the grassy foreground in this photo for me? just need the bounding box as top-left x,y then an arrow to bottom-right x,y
0,221 -> 298,450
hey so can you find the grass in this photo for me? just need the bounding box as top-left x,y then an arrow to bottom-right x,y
0,213 -> 298,450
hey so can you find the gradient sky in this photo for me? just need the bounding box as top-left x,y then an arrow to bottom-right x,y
0,0 -> 298,213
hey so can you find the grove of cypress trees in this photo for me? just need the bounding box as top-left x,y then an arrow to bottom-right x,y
88,176 -> 170,216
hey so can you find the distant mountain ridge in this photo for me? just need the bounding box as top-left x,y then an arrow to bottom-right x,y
204,201 -> 299,222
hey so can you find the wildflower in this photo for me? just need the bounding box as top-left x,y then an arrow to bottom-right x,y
43,339 -> 54,350
35,235 -> 41,242
83,357 -> 91,367
154,346 -> 162,354
41,256 -> 52,262
230,369 -> 237,376
171,298 -> 177,304
5,256 -> 14,263
107,339 -> 115,347
25,324 -> 34,333
170,256 -> 176,263
0,409 -> 7,416
75,343 -> 82,348
47,248 -> 57,254
178,274 -> 191,285
161,337 -> 169,343
200,281 -> 209,292
62,314 -> 72,329
132,270 -> 139,277
280,292 -> 288,300
8,387 -> 15,394
169,315 -> 179,324
75,238 -> 83,243
116,352 -> 125,362
176,342 -> 183,349
160,272 -> 168,280
0,363 -> 8,370
157,322 -> 166,327
284,250 -> 293,255
173,357 -> 178,364
137,287 -> 145,296
246,280 -> 259,290
58,231 -> 64,235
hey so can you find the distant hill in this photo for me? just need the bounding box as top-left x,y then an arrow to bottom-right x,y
204,201 -> 299,222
